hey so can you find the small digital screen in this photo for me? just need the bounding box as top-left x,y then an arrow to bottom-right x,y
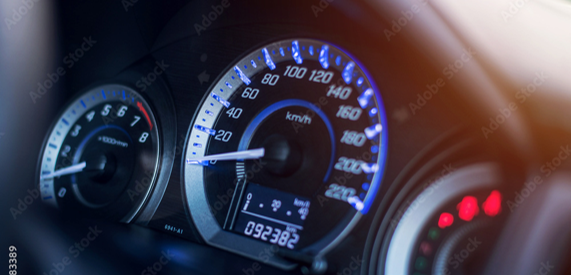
233,183 -> 311,250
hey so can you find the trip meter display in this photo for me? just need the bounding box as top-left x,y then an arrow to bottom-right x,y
183,38 -> 388,266
233,183 -> 310,250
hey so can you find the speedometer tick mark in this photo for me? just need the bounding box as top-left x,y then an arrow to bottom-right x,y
319,45 -> 329,69
292,41 -> 303,64
369,108 -> 378,117
358,88 -> 374,108
365,124 -> 382,139
357,77 -> 364,86
211,92 -> 231,108
342,61 -> 355,84
234,66 -> 251,85
194,125 -> 216,136
361,163 -> 379,174
262,48 -> 276,70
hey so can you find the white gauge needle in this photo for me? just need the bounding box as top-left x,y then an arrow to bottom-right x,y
40,162 -> 87,180
186,148 -> 265,164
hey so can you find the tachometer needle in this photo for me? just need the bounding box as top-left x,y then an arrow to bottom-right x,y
186,148 -> 265,165
40,162 -> 86,180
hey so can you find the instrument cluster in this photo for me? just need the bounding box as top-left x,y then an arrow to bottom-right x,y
35,0 -> 515,274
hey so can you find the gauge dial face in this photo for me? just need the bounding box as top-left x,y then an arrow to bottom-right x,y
38,84 -> 160,222
184,38 -> 388,259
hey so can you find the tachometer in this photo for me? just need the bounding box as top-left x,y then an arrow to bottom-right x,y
37,84 -> 160,222
183,38 -> 388,267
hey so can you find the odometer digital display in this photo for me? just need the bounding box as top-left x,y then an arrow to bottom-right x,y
184,38 -> 388,266
233,183 -> 310,250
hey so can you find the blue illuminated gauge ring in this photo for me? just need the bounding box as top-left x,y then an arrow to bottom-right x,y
183,38 -> 388,269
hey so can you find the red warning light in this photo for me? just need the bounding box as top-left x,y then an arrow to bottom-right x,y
482,190 -> 502,217
438,212 -> 454,229
457,196 -> 479,221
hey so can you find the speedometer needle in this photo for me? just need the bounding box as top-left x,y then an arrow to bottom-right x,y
186,148 -> 265,165
40,162 -> 86,180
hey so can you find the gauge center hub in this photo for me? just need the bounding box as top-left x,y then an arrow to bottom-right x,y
261,134 -> 303,177
238,99 -> 336,183
71,125 -> 136,207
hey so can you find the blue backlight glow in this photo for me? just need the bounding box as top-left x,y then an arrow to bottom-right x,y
319,45 -> 329,69
342,61 -> 355,84
292,40 -> 303,64
262,48 -> 276,70
234,66 -> 251,85
210,92 -> 230,108
358,88 -> 374,108
194,125 -> 216,136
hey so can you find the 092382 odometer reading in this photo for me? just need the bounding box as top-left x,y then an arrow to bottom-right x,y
184,38 -> 388,264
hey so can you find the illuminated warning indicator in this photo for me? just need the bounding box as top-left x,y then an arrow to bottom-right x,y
438,212 -> 454,229
457,196 -> 479,221
482,190 -> 502,217
419,241 -> 433,256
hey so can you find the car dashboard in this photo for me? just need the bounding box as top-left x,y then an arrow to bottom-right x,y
2,0 -> 571,275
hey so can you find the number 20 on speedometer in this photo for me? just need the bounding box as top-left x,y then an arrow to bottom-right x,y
184,38 -> 388,259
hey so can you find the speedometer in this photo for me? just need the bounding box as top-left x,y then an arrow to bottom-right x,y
184,38 -> 388,267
